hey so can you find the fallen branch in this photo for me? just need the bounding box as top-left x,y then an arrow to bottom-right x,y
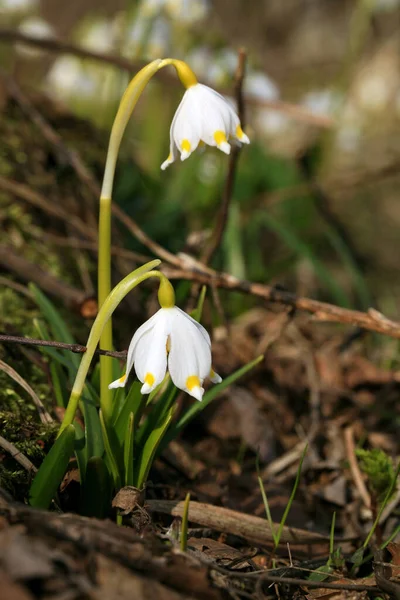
163,263 -> 400,339
0,334 -> 126,360
147,499 -> 337,547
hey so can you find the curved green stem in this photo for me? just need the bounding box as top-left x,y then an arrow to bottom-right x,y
98,58 -> 197,422
60,260 -> 169,436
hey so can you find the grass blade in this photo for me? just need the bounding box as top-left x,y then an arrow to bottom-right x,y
29,424 -> 75,509
124,412 -> 135,486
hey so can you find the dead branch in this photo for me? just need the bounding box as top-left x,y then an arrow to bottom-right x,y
0,436 -> 38,473
0,334 -> 127,360
147,499 -> 335,547
163,264 -> 400,339
0,28 -> 333,129
201,48 -> 247,265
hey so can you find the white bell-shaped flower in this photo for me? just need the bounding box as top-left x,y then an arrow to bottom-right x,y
161,83 -> 250,170
109,306 -> 221,401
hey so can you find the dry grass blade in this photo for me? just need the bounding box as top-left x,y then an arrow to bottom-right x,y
0,435 -> 37,473
0,358 -> 53,425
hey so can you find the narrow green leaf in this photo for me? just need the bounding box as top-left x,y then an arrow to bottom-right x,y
29,424 -> 75,509
190,286 -> 207,322
135,405 -> 175,489
30,285 -> 80,366
80,456 -> 111,518
124,412 -> 135,486
180,492 -> 190,552
165,355 -> 264,443
82,395 -> 104,461
114,381 -> 145,444
99,410 -> 121,490
49,362 -> 67,408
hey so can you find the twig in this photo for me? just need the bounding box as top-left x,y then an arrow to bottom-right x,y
163,264 -> 400,339
0,435 -> 37,473
147,499 -> 343,546
256,573 -> 380,593
0,334 -> 127,359
0,28 -> 334,129
0,176 -> 97,240
201,48 -> 247,265
344,426 -> 371,510
0,358 -> 53,424
0,245 -> 93,310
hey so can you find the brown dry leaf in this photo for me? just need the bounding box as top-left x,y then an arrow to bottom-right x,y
188,537 -> 251,568
207,387 -> 275,462
0,571 -> 34,600
387,542 -> 400,568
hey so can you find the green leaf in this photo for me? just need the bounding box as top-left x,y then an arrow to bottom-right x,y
80,456 -> 111,518
30,284 -> 80,365
308,564 -> 333,582
124,412 -> 135,486
114,381 -> 145,444
164,355 -> 264,445
49,362 -> 67,408
29,424 -> 75,509
190,286 -> 207,322
99,410 -> 121,490
82,395 -> 104,462
135,404 -> 175,489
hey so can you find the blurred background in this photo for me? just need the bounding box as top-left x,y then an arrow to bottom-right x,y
1,0 -> 400,338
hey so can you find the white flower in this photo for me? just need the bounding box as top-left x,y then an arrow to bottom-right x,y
109,306 -> 221,401
161,83 -> 250,170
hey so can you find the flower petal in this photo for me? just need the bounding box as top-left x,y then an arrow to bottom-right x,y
168,308 -> 211,400
133,312 -> 169,394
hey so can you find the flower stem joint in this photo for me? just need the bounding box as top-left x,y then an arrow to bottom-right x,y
109,276 -> 221,402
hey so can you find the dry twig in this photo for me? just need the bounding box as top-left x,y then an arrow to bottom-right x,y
0,435 -> 37,473
0,334 -> 126,360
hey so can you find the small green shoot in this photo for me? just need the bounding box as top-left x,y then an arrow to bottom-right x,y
257,444 -> 308,552
181,492 -> 190,552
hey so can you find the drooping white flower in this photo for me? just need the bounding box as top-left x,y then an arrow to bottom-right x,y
109,306 -> 221,401
161,83 -> 250,170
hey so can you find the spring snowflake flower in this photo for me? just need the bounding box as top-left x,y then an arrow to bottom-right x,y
161,83 -> 250,170
109,306 -> 221,401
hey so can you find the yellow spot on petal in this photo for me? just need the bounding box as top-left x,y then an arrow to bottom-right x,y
118,374 -> 126,384
213,130 -> 227,146
236,125 -> 245,140
181,139 -> 191,152
145,372 -> 155,386
210,369 -> 216,378
186,375 -> 200,391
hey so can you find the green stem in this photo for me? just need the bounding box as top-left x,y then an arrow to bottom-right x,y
60,260 -> 165,436
97,57 -> 197,422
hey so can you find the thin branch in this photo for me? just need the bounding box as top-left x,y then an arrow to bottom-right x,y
256,573 -> 380,593
0,334 -> 127,359
0,28 -> 334,129
201,48 -> 247,265
344,426 -> 371,510
163,263 -> 400,339
0,435 -> 37,473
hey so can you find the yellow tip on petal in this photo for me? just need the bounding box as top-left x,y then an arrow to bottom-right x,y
210,369 -> 222,384
213,130 -> 231,154
108,373 -> 127,389
145,372 -> 155,387
213,130 -> 227,146
186,375 -> 201,391
181,139 -> 191,153
236,125 -> 250,144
